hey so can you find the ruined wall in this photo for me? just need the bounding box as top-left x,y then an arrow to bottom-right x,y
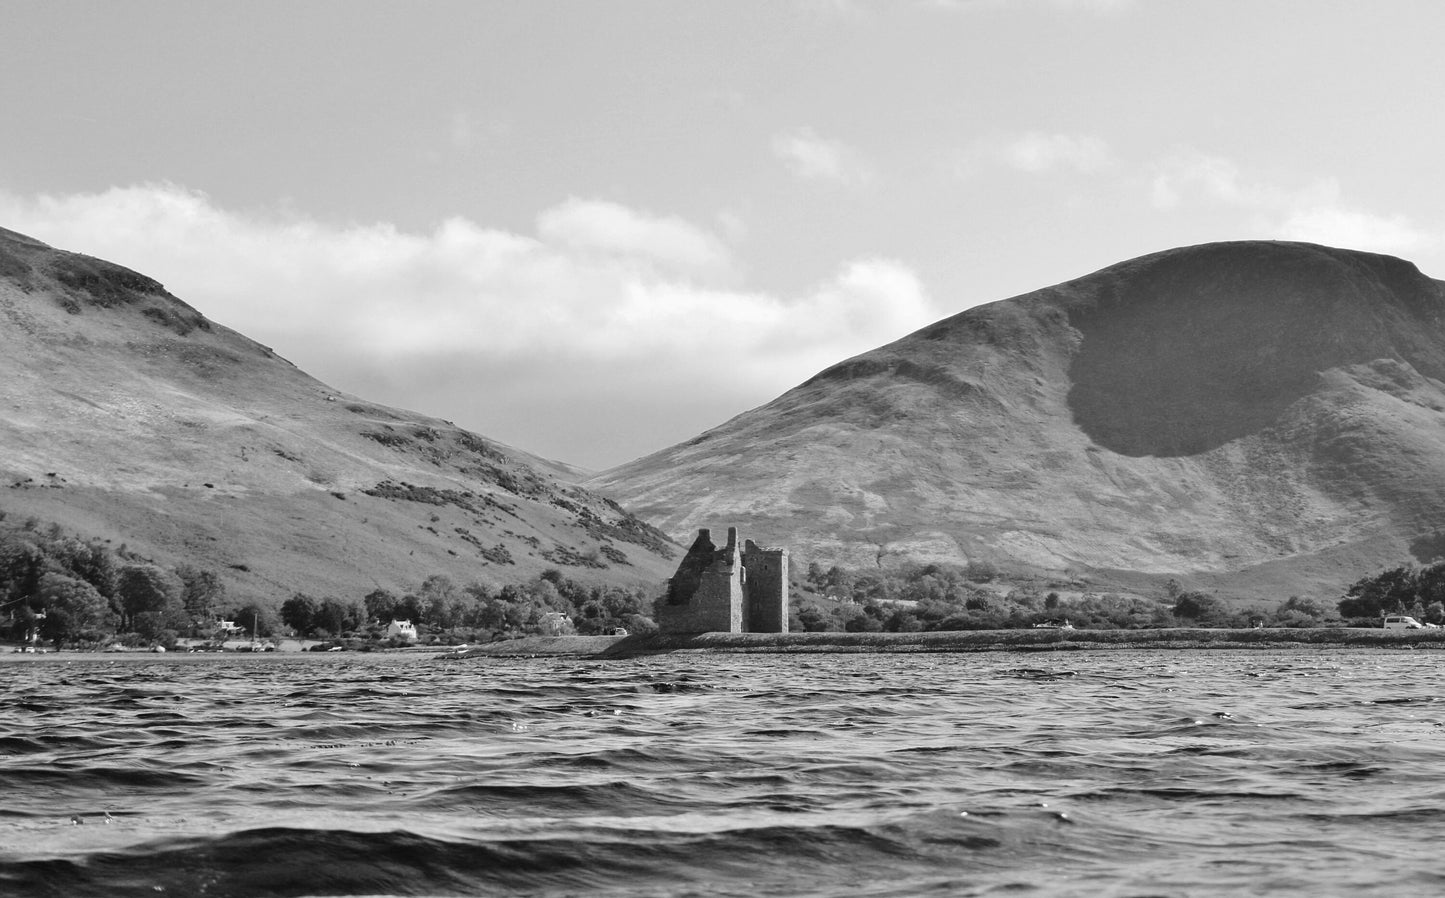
657,528 -> 743,633
743,539 -> 789,633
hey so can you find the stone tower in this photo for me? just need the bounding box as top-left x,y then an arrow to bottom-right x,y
658,527 -> 789,634
742,539 -> 788,633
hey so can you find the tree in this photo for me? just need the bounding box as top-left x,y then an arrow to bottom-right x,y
363,588 -> 397,623
965,560 -> 998,583
176,565 -> 225,628
1339,565 -> 1419,620
394,593 -> 423,624
843,608 -> 883,632
131,611 -> 178,645
315,596 -> 363,636
1415,564 -> 1445,609
472,594 -> 510,635
0,536 -> 44,607
36,572 -> 115,646
820,565 -> 854,598
1272,596 -> 1327,627
51,538 -> 116,600
115,564 -> 184,632
418,575 -> 459,628
281,593 -> 319,636
795,603 -> 831,632
232,602 -> 279,638
1172,590 -> 1224,624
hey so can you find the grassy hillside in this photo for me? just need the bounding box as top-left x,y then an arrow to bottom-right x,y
0,227 -> 677,606
591,241 -> 1445,600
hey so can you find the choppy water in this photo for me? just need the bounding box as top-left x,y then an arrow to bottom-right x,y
3,649 -> 1445,897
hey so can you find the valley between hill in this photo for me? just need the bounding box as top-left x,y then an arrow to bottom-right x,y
8,229 -> 1445,624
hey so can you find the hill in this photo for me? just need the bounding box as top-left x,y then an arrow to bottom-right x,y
590,241 -> 1445,599
0,227 -> 677,604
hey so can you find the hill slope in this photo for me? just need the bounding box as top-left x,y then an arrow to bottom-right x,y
0,227 -> 676,603
590,241 -> 1445,598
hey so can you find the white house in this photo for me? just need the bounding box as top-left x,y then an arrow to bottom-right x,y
386,619 -> 418,641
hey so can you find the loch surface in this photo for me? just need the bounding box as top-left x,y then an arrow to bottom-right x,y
3,649 -> 1444,897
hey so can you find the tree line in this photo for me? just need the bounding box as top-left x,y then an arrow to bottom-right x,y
0,514 -> 227,647
276,571 -> 655,644
0,513 -> 655,649
789,562 -> 1339,631
11,508 -> 1429,649
1336,562 -> 1445,624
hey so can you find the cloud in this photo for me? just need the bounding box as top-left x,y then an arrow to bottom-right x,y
771,128 -> 875,187
801,0 -> 870,17
1278,205 -> 1436,256
1003,133 -> 1114,173
1149,152 -> 1269,209
1048,0 -> 1136,10
960,131 -> 1115,177
535,197 -> 734,276
923,0 -> 1136,13
1150,151 -> 1438,256
0,183 -> 939,466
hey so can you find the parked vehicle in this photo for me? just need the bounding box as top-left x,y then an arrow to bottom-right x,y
1033,619 -> 1075,630
1383,614 -> 1425,630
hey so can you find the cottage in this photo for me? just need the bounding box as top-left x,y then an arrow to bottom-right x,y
386,619 -> 418,642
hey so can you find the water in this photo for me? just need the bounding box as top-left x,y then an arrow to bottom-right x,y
3,649 -> 1445,897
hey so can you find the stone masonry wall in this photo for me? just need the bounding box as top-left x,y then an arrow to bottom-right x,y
658,527 -> 743,633
743,539 -> 789,633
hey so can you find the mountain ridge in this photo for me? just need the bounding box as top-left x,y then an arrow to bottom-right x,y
590,240 -> 1445,598
0,227 -> 679,605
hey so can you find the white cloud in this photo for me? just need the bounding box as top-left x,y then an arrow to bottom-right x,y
960,131 -> 1115,176
1150,152 -> 1270,208
1005,133 -> 1114,173
1050,0 -> 1136,10
802,0 -> 870,18
923,0 -> 1136,13
535,197 -> 734,276
0,183 -> 939,466
1278,205 -> 1436,256
771,128 -> 875,187
1150,150 -> 1438,256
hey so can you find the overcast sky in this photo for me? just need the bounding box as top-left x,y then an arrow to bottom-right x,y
4,1 -> 1445,470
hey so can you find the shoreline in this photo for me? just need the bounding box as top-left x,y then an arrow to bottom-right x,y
460,627 -> 1445,659
10,627 -> 1445,663
0,645 -> 451,662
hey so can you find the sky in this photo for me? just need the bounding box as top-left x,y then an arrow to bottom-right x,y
4,1 -> 1445,470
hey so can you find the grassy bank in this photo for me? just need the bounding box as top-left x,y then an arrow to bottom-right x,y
454,627 -> 1445,660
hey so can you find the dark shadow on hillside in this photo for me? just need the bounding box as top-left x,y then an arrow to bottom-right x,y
1066,242 -> 1445,457
1410,530 -> 1445,564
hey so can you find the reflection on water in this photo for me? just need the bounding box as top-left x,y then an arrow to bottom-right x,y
3,650 -> 1445,896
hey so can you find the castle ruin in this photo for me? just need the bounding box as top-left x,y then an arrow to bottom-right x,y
658,527 -> 789,634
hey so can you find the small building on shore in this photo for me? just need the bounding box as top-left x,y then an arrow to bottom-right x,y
542,611 -> 574,636
386,619 -> 418,642
658,527 -> 789,634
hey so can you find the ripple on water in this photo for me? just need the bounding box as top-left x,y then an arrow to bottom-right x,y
4,649 -> 1445,896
